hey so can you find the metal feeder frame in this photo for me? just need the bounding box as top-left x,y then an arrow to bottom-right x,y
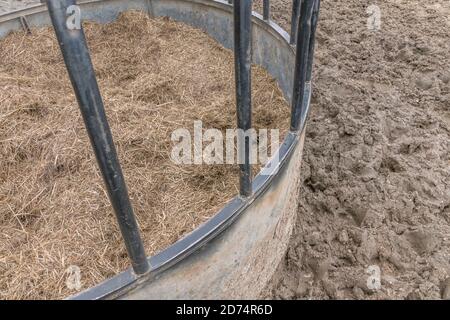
0,0 -> 320,299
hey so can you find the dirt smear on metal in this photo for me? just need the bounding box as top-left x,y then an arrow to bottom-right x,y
254,0 -> 450,300
0,11 -> 290,299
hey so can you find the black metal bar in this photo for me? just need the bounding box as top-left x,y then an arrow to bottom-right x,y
290,0 -> 314,131
290,0 -> 301,45
46,0 -> 150,275
263,0 -> 270,20
233,0 -> 252,197
300,0 -> 320,128
306,0 -> 320,82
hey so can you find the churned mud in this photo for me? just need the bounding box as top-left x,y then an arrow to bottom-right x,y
254,0 -> 450,300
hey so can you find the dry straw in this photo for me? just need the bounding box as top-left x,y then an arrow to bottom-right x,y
0,11 -> 289,299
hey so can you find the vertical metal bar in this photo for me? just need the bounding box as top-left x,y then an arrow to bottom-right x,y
233,0 -> 252,197
46,0 -> 150,275
290,0 -> 301,45
300,0 -> 320,130
306,0 -> 320,82
263,0 -> 270,20
146,0 -> 154,17
290,0 -> 314,131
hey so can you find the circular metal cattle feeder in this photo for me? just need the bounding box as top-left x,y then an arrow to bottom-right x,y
0,0 -> 320,299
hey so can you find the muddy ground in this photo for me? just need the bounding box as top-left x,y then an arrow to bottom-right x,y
1,0 -> 449,300
254,0 -> 450,300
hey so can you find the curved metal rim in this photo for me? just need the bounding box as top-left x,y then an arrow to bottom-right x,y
0,0 -> 312,300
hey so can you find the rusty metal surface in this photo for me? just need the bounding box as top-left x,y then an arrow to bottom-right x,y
0,0 -> 307,299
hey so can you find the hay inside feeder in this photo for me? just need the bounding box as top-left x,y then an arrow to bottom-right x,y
0,11 -> 290,299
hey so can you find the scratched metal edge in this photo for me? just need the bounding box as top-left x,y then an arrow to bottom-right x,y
0,0 -> 308,300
